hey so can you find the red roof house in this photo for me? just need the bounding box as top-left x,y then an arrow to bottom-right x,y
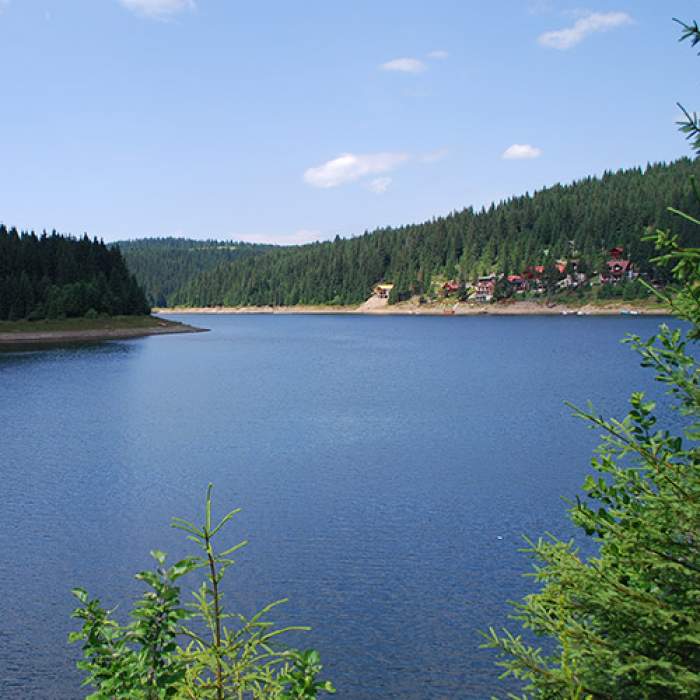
441,280 -> 461,296
601,247 -> 635,283
522,265 -> 544,282
507,274 -> 528,291
474,276 -> 496,302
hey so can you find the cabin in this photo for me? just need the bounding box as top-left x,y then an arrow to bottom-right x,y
506,274 -> 528,292
600,247 -> 636,283
374,283 -> 394,299
521,266 -> 545,292
474,275 -> 496,302
522,265 -> 545,281
555,259 -> 587,288
441,280 -> 461,297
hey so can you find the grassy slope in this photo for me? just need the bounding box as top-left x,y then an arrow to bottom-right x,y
0,315 -> 174,334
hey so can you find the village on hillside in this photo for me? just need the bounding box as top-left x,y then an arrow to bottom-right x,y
373,246 -> 642,305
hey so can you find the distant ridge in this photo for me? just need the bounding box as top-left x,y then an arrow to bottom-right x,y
130,158 -> 700,308
114,238 -> 273,306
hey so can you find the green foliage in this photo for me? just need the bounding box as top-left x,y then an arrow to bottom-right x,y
70,486 -> 334,699
493,276 -> 513,301
483,24 -> 700,697
115,238 -> 273,307
483,217 -> 700,700
162,159 -> 700,308
675,18 -> 700,155
0,228 -> 150,320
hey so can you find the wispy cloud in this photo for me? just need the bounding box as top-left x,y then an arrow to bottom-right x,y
119,0 -> 195,19
502,144 -> 542,160
286,229 -> 324,245
233,229 -> 326,246
538,11 -> 632,50
367,177 -> 393,194
421,148 -> 449,163
427,49 -> 448,60
304,152 -> 410,189
0,0 -> 9,14
380,58 -> 427,74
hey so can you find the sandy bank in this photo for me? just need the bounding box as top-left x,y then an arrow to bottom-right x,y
156,300 -> 669,317
0,318 -> 206,347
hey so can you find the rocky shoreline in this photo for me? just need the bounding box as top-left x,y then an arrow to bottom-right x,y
156,300 -> 669,317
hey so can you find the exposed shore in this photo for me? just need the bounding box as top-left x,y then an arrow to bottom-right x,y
0,316 -> 206,347
156,299 -> 669,317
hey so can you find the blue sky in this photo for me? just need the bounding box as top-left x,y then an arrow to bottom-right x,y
0,0 -> 697,243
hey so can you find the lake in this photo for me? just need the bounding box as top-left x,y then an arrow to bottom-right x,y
0,314 -> 675,698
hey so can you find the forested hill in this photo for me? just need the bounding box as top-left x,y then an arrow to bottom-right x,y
115,238 -> 273,306
0,228 -> 149,321
166,158 -> 700,307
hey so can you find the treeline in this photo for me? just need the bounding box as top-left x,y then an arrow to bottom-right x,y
115,238 -> 273,306
0,227 -> 150,321
167,158 -> 700,307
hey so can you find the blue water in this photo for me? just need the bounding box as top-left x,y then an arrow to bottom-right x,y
0,314 -> 676,698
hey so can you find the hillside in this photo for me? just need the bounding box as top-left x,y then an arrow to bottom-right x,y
162,158 -> 700,308
115,238 -> 273,306
0,228 -> 149,320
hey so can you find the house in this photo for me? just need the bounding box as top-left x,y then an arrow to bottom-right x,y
522,265 -> 545,281
600,247 -> 636,283
521,266 -> 545,292
557,274 -> 585,290
555,259 -> 587,289
441,280 -> 462,297
506,274 -> 528,292
374,283 -> 394,299
474,275 -> 496,302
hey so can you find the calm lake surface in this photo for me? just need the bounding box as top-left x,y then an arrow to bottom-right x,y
0,314 -> 677,698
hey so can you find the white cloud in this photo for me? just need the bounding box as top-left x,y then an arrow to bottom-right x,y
380,58 -> 427,74
502,144 -> 542,160
229,230 -> 327,246
538,11 -> 632,50
285,229 -> 324,245
367,177 -> 393,194
427,50 -> 448,60
0,0 -> 9,13
304,152 -> 410,189
119,0 -> 195,19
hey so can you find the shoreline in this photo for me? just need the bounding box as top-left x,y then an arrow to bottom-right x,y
155,300 -> 670,317
0,317 -> 206,347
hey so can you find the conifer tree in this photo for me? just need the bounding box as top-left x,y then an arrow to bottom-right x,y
482,19 -> 700,699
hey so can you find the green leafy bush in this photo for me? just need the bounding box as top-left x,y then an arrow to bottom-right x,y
483,21 -> 700,698
69,486 -> 335,699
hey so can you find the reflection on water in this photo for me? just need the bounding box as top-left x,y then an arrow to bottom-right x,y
0,314 -> 676,698
0,339 -> 136,363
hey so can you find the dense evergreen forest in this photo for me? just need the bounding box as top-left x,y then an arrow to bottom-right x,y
115,238 -> 273,306
0,227 -> 149,320
162,158 -> 700,307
